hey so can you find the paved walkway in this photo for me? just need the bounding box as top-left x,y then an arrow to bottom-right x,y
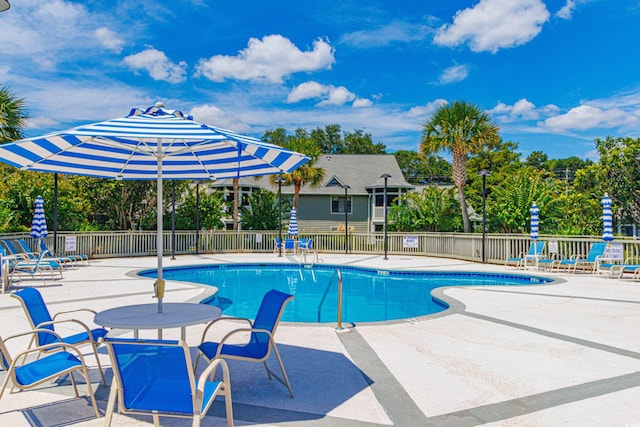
0,253 -> 638,426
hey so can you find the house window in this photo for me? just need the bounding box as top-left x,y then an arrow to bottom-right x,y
331,196 -> 352,214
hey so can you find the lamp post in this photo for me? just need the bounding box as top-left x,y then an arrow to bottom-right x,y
380,173 -> 391,260
478,169 -> 490,263
343,184 -> 350,254
276,175 -> 284,257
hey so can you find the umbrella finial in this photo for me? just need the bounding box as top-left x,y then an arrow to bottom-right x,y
155,101 -> 165,108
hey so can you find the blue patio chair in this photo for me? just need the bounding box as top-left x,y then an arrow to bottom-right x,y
297,238 -> 313,253
505,241 -> 546,269
0,329 -> 100,418
284,238 -> 295,255
101,337 -> 233,427
39,239 -> 89,266
1,239 -> 30,260
11,250 -> 64,283
11,287 -> 108,385
16,238 -> 75,268
555,242 -> 608,273
195,289 -> 295,398
273,237 -> 283,254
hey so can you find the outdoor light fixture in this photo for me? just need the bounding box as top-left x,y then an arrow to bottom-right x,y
478,169 -> 490,264
275,175 -> 285,257
342,184 -> 351,254
0,0 -> 10,12
380,173 -> 391,260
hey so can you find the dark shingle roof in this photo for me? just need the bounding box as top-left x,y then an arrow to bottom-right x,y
210,154 -> 413,195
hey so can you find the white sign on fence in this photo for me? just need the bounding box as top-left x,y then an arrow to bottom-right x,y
548,240 -> 558,254
605,242 -> 624,260
403,235 -> 419,249
255,233 -> 262,244
65,236 -> 77,252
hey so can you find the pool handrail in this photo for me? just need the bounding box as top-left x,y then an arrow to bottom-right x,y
317,268 -> 343,328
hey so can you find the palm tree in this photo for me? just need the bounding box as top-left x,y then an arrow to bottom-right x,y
421,101 -> 499,232
0,85 -> 28,143
264,128 -> 325,209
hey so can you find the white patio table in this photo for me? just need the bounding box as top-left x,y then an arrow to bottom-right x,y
94,303 -> 221,340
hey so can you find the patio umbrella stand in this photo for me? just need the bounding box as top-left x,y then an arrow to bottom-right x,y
0,103 -> 309,312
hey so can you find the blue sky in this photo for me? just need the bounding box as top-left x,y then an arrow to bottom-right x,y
1,0 -> 639,160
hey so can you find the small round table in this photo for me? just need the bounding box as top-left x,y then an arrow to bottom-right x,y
94,303 -> 221,340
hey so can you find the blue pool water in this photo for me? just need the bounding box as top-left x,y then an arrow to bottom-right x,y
139,264 -> 551,323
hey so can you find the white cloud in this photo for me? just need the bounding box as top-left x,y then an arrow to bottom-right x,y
95,27 -> 125,54
287,81 -> 327,103
556,0 -> 576,19
0,0 -> 125,61
353,98 -> 373,108
287,81 -> 369,108
542,105 -> 632,132
195,35 -> 335,84
123,48 -> 187,84
489,98 -> 554,122
434,0 -> 550,53
188,105 -> 251,133
405,99 -> 448,118
318,86 -> 356,106
438,64 -> 469,85
340,22 -> 431,47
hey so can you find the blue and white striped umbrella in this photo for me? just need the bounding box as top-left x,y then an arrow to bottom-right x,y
288,208 -> 298,237
601,193 -> 614,242
529,202 -> 539,239
30,196 -> 48,240
0,103 -> 309,312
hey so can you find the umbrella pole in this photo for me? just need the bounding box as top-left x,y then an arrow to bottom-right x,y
156,156 -> 164,313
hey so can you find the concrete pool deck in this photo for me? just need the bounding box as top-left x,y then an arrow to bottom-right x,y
0,253 -> 638,426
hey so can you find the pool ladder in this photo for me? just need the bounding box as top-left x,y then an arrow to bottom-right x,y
317,268 -> 343,329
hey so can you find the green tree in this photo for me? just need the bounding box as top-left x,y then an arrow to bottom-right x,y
173,187 -> 225,230
592,137 -> 640,225
393,150 -> 451,184
525,150 -> 548,169
0,85 -> 28,143
263,128 -> 325,209
240,188 -> 291,230
388,187 -> 462,232
487,170 -> 561,234
421,101 -> 500,232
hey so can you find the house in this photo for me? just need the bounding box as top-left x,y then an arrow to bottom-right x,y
209,154 -> 414,233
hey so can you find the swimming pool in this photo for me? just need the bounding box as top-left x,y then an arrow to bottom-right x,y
139,264 -> 551,323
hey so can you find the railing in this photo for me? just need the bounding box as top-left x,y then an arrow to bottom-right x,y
317,268 -> 342,327
2,230 -> 639,265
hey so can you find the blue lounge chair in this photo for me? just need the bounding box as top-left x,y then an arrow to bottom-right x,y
39,239 -> 89,266
11,250 -> 64,283
0,329 -> 100,417
16,238 -> 75,268
555,242 -> 608,273
11,287 -> 108,384
101,338 -> 233,427
505,241 -> 546,269
196,289 -> 295,397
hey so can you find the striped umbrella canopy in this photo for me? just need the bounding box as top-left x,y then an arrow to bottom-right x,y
0,103 -> 309,312
601,193 -> 614,242
287,208 -> 298,237
30,196 -> 48,240
529,202 -> 539,239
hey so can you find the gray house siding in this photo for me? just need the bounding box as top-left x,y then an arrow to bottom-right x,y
297,194 -> 370,233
